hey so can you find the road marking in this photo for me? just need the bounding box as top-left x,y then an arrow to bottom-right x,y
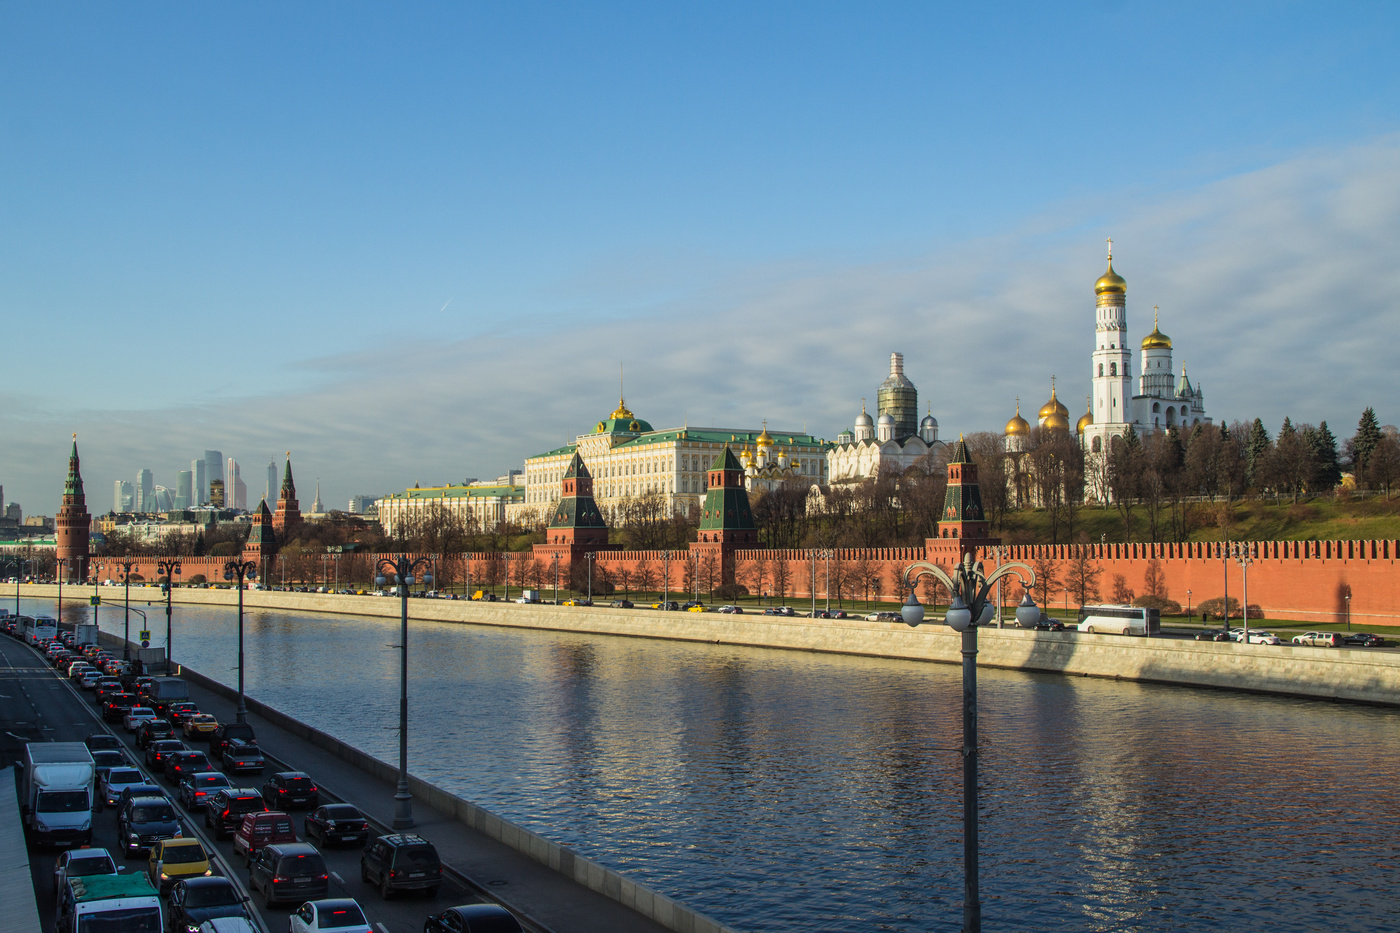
377,925 -> 391,933
331,871 -> 344,884
5,731 -> 27,740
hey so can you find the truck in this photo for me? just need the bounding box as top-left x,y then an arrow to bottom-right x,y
144,676 -> 189,714
517,589 -> 541,604
56,872 -> 163,933
19,742 -> 95,848
73,622 -> 99,647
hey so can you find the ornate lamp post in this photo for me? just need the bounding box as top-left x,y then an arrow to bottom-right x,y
116,559 -> 139,660
585,552 -> 596,605
1344,587 -> 1352,631
1232,543 -> 1253,644
550,554 -> 560,605
157,559 -> 181,674
901,551 -> 1039,933
223,560 -> 258,724
662,551 -> 670,608
375,555 -> 433,829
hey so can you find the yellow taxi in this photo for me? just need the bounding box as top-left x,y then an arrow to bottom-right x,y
182,713 -> 220,740
147,837 -> 211,894
686,604 -> 708,612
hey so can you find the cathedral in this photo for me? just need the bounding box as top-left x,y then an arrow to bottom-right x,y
828,352 -> 943,483
1006,243 -> 1210,455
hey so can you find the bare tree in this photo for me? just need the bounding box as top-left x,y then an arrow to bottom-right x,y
1111,573 -> 1134,604
770,558 -> 792,603
1065,547 -> 1103,607
1031,554 -> 1061,612
851,557 -> 880,609
633,559 -> 657,599
1142,558 -> 1169,601
746,554 -> 771,602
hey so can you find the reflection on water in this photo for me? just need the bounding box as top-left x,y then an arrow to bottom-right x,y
30,597 -> 1400,932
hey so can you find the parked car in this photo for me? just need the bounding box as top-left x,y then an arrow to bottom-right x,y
716,605 -> 743,614
651,601 -> 680,611
145,738 -> 188,769
290,898 -> 373,933
166,877 -> 254,932
221,739 -> 266,775
204,787 -> 268,839
262,772 -> 320,810
863,611 -> 901,622
179,771 -> 233,811
1292,631 -> 1342,647
425,904 -> 524,933
52,846 -> 117,894
1035,619 -> 1067,632
147,837 -> 211,894
233,810 -> 298,866
116,794 -> 184,857
1194,629 -> 1232,642
608,600 -> 633,609
184,713 -> 221,740
360,833 -> 441,898
249,842 -> 330,908
99,767 -> 148,809
303,803 -> 370,848
1244,631 -> 1283,645
1343,632 -> 1385,647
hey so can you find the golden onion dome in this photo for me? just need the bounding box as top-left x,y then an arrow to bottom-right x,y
1141,306 -> 1171,350
757,422 -> 773,447
1037,383 -> 1068,421
1077,397 -> 1093,435
1095,261 -> 1126,296
1045,410 -> 1071,433
740,445 -> 755,466
1005,398 -> 1030,437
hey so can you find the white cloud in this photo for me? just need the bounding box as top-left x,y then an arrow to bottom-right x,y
6,136 -> 1399,513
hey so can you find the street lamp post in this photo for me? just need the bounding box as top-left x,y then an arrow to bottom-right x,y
662,551 -> 670,608
550,554 -> 560,605
1187,589 -> 1193,621
157,560 -> 181,674
375,555 -> 433,830
223,560 -> 258,724
1345,588 -> 1352,631
585,552 -> 596,605
116,560 -> 139,660
901,551 -> 1039,933
1232,543 -> 1253,644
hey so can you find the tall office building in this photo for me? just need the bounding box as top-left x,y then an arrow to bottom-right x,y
175,470 -> 193,510
153,485 -> 173,512
204,451 -> 224,495
136,469 -> 154,513
113,480 -> 134,512
228,457 -> 247,510
266,459 -> 278,504
192,458 -> 208,506
210,478 -> 225,508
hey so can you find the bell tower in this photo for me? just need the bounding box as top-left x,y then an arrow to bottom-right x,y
1090,239 -> 1132,433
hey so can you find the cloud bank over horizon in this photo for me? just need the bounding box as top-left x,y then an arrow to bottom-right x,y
5,136 -> 1399,515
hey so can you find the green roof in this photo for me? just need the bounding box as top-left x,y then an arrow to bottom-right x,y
528,427 -> 827,461
389,485 -> 524,501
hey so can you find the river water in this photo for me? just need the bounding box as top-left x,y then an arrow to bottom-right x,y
35,596 -> 1400,932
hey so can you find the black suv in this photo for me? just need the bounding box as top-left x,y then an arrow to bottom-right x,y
203,787 -> 267,839
136,718 -> 175,749
250,842 -> 329,908
361,833 -> 442,898
221,738 -> 266,774
211,721 -> 257,761
116,794 -> 183,857
166,877 -> 253,931
262,772 -> 320,809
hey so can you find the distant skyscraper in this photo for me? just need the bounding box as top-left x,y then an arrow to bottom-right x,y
114,480 -> 134,512
175,470 -> 193,510
227,458 -> 247,511
348,494 -> 376,515
153,485 -> 173,512
209,478 -> 225,508
136,469 -> 154,513
204,451 -> 224,493
266,460 -> 278,504
192,459 -> 208,506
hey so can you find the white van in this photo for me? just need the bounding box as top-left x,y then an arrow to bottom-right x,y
1076,605 -> 1161,636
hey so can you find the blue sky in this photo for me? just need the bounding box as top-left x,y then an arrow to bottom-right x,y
3,2 -> 1400,514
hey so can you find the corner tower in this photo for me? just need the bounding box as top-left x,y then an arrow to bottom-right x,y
544,452 -> 608,548
928,436 -> 1000,563
55,435 -> 91,582
272,452 -> 303,541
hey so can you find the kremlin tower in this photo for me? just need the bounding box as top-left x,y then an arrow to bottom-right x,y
55,435 -> 90,582
271,452 -> 303,542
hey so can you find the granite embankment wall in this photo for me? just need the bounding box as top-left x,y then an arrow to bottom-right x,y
51,584 -> 1400,706
89,626 -> 736,933
82,537 -> 1400,626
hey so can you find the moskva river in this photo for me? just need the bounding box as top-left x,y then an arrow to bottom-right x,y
45,597 -> 1400,932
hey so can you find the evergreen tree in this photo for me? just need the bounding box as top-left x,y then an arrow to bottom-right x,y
1352,407 -> 1383,480
1245,418 -> 1271,488
1309,420 -> 1342,491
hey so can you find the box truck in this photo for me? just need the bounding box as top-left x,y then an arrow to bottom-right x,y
20,742 -> 95,847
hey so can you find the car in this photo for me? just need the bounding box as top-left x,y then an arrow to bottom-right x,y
211,722 -> 257,761
608,599 -> 633,609
289,898 -> 373,933
1244,631 -> 1283,645
146,738 -> 188,769
249,842 -> 330,908
180,771 -> 234,811
303,803 -> 369,848
138,718 -> 177,749
90,748 -> 129,779
93,678 -> 124,701
116,794 -> 184,856
1035,620 -> 1067,632
204,787 -> 268,839
147,837 -> 212,894
167,749 -> 214,782
686,604 -> 709,612
78,669 -> 105,689
99,766 -> 148,809
115,783 -> 168,813
167,877 -> 254,932
167,701 -> 201,726
124,707 -> 159,732
184,713 -> 221,740
716,605 -> 743,614
1343,632 -> 1385,647
102,692 -> 139,722
1292,631 -> 1342,647
650,601 -> 681,611
262,772 -> 320,810
424,904 -> 524,933
52,846 -> 117,894
222,739 -> 266,774
360,833 -> 441,898
233,810 -> 298,865
864,611 -> 901,622
85,732 -> 124,753
1194,629 -> 1233,642
561,599 -> 591,607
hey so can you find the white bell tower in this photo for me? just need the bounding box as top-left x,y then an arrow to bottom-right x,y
1090,238 -> 1132,433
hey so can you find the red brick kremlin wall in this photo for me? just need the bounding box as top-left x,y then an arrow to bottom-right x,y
90,539 -> 1400,627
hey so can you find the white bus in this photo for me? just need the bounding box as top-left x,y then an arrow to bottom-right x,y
24,614 -> 58,646
1076,605 -> 1161,636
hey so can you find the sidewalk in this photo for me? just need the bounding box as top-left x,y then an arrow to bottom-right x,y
177,674 -> 679,933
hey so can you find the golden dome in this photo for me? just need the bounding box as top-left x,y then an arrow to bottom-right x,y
740,445 -> 755,466
1044,410 -> 1071,433
1037,382 -> 1068,421
1095,261 -> 1126,296
1141,305 -> 1172,350
1076,396 -> 1093,435
1005,398 -> 1030,437
757,421 -> 773,447
609,397 -> 634,420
